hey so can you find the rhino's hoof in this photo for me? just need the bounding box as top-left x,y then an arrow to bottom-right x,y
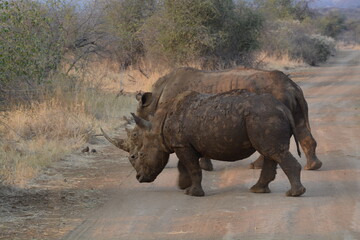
304,160 -> 322,170
200,158 -> 213,171
286,186 -> 306,197
178,175 -> 192,190
250,184 -> 271,193
185,186 -> 205,197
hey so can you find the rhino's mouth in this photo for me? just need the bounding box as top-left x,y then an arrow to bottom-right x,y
136,173 -> 156,183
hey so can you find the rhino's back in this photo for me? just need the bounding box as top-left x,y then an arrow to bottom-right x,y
157,67 -> 299,107
165,90 -> 286,161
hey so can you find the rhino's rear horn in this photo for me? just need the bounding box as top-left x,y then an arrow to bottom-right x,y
100,128 -> 130,152
131,113 -> 152,130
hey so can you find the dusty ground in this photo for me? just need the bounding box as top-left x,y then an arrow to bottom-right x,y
1,49 -> 360,240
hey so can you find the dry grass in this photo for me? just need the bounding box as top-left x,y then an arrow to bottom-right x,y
0,98 -> 93,186
0,75 -> 137,186
68,58 -> 170,93
255,51 -> 307,71
0,50 -> 314,186
337,42 -> 360,50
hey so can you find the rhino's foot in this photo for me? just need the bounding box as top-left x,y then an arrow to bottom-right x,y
185,186 -> 205,197
178,175 -> 192,190
250,184 -> 271,193
304,159 -> 322,170
286,186 -> 306,197
199,158 -> 213,171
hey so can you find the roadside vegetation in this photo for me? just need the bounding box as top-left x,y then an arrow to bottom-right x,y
1,0 -> 359,185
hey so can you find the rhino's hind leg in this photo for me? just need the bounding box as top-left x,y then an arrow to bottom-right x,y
300,134 -> 322,170
199,158 -> 213,171
177,161 -> 191,190
175,148 -> 205,197
273,151 -> 306,197
295,118 -> 322,170
249,155 -> 264,169
250,157 -> 277,193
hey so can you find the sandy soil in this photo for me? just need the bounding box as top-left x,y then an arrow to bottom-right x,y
1,49 -> 360,240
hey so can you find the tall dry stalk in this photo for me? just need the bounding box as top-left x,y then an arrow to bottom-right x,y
0,74 -> 137,186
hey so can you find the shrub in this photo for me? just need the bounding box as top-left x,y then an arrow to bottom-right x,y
140,0 -> 263,68
260,19 -> 335,66
318,10 -> 347,38
290,34 -> 335,65
103,0 -> 156,67
0,0 -> 65,86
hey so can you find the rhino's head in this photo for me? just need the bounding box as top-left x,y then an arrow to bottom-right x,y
130,113 -> 170,183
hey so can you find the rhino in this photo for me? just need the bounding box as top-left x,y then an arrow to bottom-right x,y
104,67 -> 322,171
130,89 -> 306,197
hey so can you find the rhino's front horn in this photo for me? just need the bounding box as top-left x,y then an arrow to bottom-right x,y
100,128 -> 130,152
131,113 -> 152,130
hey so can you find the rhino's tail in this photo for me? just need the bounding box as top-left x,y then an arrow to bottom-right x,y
283,106 -> 302,158
295,86 -> 311,132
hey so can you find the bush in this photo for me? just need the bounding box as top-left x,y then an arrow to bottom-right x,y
260,19 -> 335,66
0,0 -> 65,86
290,34 -> 335,65
140,0 -> 263,68
104,0 -> 156,67
318,10 -> 347,38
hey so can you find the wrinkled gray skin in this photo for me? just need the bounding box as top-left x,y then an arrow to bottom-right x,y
132,90 -> 306,197
103,67 -> 321,171
134,67 -> 321,171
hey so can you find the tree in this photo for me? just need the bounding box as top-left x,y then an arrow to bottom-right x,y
104,0 -> 156,67
141,0 -> 263,68
0,0 -> 65,86
318,10 -> 347,38
254,0 -> 314,21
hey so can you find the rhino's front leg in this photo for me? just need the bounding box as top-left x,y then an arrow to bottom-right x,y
175,148 -> 205,197
177,160 -> 191,190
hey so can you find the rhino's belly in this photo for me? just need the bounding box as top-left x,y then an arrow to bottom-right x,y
202,147 -> 256,162
191,130 -> 256,161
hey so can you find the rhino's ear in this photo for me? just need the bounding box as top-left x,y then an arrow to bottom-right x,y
131,113 -> 152,130
137,92 -> 152,107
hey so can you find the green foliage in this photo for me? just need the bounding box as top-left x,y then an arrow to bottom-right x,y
254,0 -> 313,21
141,0 -> 263,68
104,0 -> 156,67
318,10 -> 347,38
0,0 -> 65,86
345,18 -> 360,43
290,34 -> 335,66
261,20 -> 335,66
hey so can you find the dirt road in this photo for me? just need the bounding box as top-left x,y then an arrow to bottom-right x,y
60,49 -> 360,240
0,47 -> 358,240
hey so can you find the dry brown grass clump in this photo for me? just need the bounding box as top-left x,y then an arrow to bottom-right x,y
0,74 -> 137,186
255,51 -> 307,71
0,99 -> 95,186
336,41 -> 360,50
